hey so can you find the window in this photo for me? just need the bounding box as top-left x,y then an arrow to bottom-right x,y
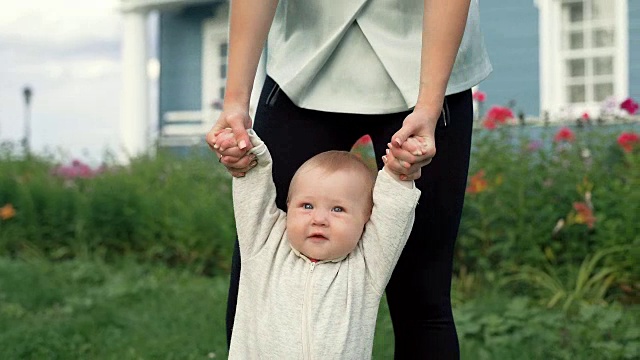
561,0 -> 616,104
538,0 -> 628,118
219,42 -> 228,99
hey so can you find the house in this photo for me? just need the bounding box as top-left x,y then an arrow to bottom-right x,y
118,0 -> 639,156
480,0 -> 639,120
119,0 -> 242,155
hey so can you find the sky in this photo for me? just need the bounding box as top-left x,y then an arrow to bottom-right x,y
0,0 -> 123,163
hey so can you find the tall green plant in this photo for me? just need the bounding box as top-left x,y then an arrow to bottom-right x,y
504,246 -> 632,312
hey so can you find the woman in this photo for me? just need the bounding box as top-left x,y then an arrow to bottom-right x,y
207,0 -> 491,357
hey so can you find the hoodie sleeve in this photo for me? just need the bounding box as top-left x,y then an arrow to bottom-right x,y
232,129 -> 287,259
359,169 -> 421,294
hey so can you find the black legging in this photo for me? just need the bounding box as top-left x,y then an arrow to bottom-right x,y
226,76 -> 473,359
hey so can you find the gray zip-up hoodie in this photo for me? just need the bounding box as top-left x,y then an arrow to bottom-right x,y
228,131 -> 421,359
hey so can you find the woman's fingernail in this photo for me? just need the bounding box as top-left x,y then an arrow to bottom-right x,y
250,161 -> 257,168
239,140 -> 247,150
382,155 -> 387,163
394,138 -> 402,146
385,149 -> 390,156
213,144 -> 219,149
400,175 -> 407,181
387,142 -> 393,148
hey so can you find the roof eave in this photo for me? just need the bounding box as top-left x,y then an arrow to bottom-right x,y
120,0 -> 223,12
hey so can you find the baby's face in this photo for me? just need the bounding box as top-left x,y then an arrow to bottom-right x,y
286,167 -> 372,261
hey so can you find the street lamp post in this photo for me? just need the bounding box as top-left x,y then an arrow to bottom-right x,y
22,86 -> 32,156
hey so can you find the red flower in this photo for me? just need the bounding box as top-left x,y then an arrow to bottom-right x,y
482,118 -> 497,130
553,127 -> 575,143
617,131 -> 640,153
350,135 -> 377,172
472,91 -> 486,103
581,112 -> 590,121
353,134 -> 372,147
485,106 -> 514,124
573,202 -> 596,229
466,170 -> 488,194
620,98 -> 639,115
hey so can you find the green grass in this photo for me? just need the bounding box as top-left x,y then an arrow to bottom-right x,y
0,257 -> 228,359
1,258 -> 638,359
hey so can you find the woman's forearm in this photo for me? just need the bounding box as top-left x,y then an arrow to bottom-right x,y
415,0 -> 471,117
224,0 -> 279,110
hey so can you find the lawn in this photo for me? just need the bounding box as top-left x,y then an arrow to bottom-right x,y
1,257 -> 637,359
1,120 -> 639,359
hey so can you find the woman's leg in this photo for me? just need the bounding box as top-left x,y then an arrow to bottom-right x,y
225,76 -> 366,346
368,90 -> 473,359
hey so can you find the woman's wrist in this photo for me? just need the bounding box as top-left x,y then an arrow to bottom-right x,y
223,89 -> 251,110
414,88 -> 445,122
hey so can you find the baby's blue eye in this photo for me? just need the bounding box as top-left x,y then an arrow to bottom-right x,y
332,206 -> 344,213
303,203 -> 313,210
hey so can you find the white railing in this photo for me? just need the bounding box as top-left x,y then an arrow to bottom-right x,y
158,110 -> 215,147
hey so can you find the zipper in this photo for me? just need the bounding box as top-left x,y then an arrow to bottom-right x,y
441,98 -> 450,128
265,83 -> 281,106
301,261 -> 316,359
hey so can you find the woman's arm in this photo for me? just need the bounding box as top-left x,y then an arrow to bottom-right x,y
206,0 -> 279,175
386,0 -> 471,181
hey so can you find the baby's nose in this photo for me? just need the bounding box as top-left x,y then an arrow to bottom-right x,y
311,209 -> 329,226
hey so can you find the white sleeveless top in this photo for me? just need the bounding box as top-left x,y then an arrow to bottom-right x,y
266,0 -> 492,114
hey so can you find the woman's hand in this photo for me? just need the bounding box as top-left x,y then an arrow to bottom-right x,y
386,107 -> 439,181
205,104 -> 255,177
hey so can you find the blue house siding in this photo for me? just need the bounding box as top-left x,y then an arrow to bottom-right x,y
478,1 -> 540,116
158,5 -> 215,127
629,1 -> 640,102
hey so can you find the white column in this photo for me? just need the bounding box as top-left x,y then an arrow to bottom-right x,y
120,10 -> 149,160
250,47 -> 268,120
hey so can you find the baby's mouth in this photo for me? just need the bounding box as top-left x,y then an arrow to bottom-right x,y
308,233 -> 328,241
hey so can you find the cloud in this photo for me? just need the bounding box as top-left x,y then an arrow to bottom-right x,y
0,0 -> 122,78
0,0 -> 121,45
0,0 -> 125,161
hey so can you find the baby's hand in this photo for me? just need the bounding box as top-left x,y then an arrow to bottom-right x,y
214,128 -> 257,176
212,128 -> 238,150
382,150 -> 413,187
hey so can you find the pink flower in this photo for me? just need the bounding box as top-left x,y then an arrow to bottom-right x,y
620,98 -> 639,115
52,160 -> 98,179
581,112 -> 590,121
472,91 -> 486,103
617,131 -> 640,153
527,140 -> 543,152
554,127 -> 575,143
485,106 -> 514,124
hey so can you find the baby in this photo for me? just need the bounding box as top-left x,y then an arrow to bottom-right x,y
214,129 -> 420,359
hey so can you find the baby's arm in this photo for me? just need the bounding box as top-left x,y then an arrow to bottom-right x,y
216,129 -> 286,258
359,166 -> 421,294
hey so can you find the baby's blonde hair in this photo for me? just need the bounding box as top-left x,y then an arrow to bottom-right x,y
287,151 -> 376,213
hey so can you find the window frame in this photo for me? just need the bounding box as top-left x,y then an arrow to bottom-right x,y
538,0 -> 628,119
202,8 -> 230,128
